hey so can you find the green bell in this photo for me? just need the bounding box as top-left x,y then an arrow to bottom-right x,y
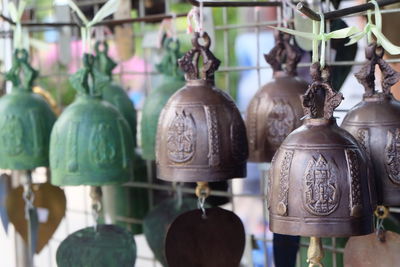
141,38 -> 185,160
50,54 -> 134,186
0,49 -> 56,170
94,41 -> 137,146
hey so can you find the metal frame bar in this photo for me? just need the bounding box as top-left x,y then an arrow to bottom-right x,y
297,0 -> 400,21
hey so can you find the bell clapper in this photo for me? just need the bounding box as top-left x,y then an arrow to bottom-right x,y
307,237 -> 324,267
374,205 -> 389,242
90,186 -> 103,231
195,182 -> 210,219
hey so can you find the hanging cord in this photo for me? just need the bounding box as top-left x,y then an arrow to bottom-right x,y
187,0 -> 205,36
157,13 -> 178,49
90,186 -> 102,231
346,0 -> 400,54
66,0 -> 120,54
195,182 -> 210,219
272,12 -> 358,70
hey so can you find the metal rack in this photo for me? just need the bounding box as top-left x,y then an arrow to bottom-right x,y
1,0 -> 400,266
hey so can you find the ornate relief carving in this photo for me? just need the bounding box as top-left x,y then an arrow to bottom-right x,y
277,150 -> 293,216
67,122 -> 79,172
167,110 -> 196,163
356,128 -> 370,156
1,114 -> 24,156
345,149 -> 362,217
385,128 -> 400,185
303,154 -> 340,216
90,123 -> 116,166
204,106 -> 220,166
230,120 -> 248,163
266,99 -> 295,147
248,98 -> 259,151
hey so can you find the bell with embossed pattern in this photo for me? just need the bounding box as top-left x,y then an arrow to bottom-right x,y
246,31 -> 308,162
156,32 -> 248,182
0,49 -> 56,170
94,41 -> 137,146
268,63 -> 375,238
141,37 -> 185,160
50,54 -> 134,186
342,44 -> 400,206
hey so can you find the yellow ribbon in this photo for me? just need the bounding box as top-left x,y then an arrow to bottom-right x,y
272,14 -> 359,68
346,0 -> 400,55
67,0 -> 120,53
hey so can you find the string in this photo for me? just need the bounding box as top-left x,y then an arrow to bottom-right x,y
8,1 -> 26,50
311,20 -> 319,64
319,13 -> 326,68
346,0 -> 400,54
199,0 -> 204,35
67,0 -> 120,55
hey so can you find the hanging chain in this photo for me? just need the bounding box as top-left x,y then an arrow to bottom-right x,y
90,186 -> 102,231
374,205 -> 389,242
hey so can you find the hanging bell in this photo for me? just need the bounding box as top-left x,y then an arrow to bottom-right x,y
50,54 -> 134,186
141,37 -> 185,160
94,41 -> 137,146
342,44 -> 400,206
0,49 -> 56,170
156,32 -> 248,182
246,31 -> 308,162
268,63 -> 375,237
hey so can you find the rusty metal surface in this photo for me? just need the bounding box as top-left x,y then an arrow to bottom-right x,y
268,63 -> 375,237
341,44 -> 400,206
344,231 -> 400,267
246,31 -> 308,162
165,207 -> 245,267
156,32 -> 248,182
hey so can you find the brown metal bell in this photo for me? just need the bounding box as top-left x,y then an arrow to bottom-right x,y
342,44 -> 400,206
246,31 -> 308,162
156,32 -> 248,182
268,63 -> 375,237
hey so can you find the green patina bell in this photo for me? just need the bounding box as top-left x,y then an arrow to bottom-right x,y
94,41 -> 137,146
50,54 -> 134,186
141,38 -> 185,160
0,49 -> 56,170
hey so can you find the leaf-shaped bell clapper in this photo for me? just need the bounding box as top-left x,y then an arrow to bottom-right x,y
268,63 -> 375,237
141,37 -> 185,160
342,44 -> 400,206
50,54 -> 134,186
93,41 -> 137,147
0,49 -> 56,170
246,31 -> 308,162
156,32 -> 248,182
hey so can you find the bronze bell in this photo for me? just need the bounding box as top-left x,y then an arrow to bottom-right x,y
156,32 -> 248,182
342,44 -> 400,206
246,31 -> 308,162
268,63 -> 375,237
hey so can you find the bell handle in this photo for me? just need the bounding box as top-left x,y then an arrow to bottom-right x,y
178,31 -> 221,82
94,41 -> 117,79
156,37 -> 183,77
69,53 -> 109,97
355,43 -> 400,97
6,49 -> 38,92
264,30 -> 302,77
302,62 -> 343,120
307,237 -> 324,267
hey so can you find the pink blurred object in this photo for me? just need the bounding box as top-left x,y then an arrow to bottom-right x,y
32,40 -> 150,92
